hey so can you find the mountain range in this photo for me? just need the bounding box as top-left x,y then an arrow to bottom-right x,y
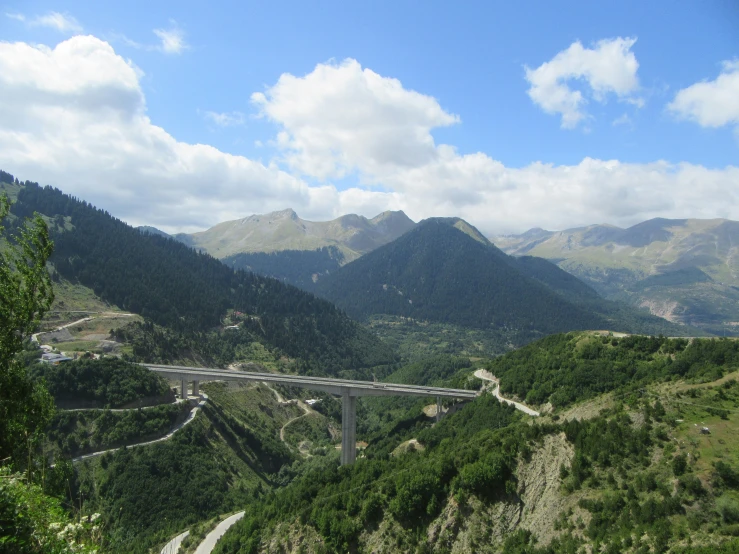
312,218 -> 692,341
494,218 -> 739,334
168,208 -> 416,261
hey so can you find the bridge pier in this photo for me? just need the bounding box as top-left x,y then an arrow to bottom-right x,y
180,377 -> 187,399
436,396 -> 442,422
192,380 -> 199,396
341,389 -> 357,466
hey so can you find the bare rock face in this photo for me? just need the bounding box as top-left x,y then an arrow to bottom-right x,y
515,432 -> 575,545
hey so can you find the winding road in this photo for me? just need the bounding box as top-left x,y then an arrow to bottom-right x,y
474,369 -> 540,416
32,311 -> 136,343
160,531 -> 189,554
71,393 -> 208,463
194,512 -> 245,554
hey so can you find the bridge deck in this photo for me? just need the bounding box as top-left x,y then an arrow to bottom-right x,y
143,364 -> 478,399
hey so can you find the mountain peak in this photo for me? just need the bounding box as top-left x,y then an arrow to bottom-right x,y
422,217 -> 491,246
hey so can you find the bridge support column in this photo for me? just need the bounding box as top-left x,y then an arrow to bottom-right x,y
180,377 -> 187,399
436,396 -> 442,422
192,380 -> 199,396
341,389 -> 357,466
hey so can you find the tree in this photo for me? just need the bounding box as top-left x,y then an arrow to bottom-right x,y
0,193 -> 55,467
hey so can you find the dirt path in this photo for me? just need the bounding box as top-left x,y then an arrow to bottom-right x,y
279,401 -> 312,442
474,369 -> 540,416
261,382 -> 315,447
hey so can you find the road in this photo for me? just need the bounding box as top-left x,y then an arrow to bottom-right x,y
193,511 -> 245,554
32,311 -> 136,343
145,364 -> 478,399
63,397 -> 188,412
474,369 -> 540,417
71,393 -> 208,463
160,531 -> 189,554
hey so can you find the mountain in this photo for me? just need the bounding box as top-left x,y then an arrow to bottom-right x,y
313,218 -> 690,341
177,208 -> 417,261
136,225 -> 170,238
2,172 -> 396,375
495,218 -> 739,335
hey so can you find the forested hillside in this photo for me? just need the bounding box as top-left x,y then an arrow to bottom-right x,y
29,358 -> 172,408
488,333 -> 739,407
206,335 -> 739,553
314,219 -> 690,342
223,246 -> 344,290
3,174 -> 396,374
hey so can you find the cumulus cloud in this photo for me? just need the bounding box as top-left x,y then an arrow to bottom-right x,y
252,59 -> 460,179
202,110 -> 245,127
0,38 -> 737,237
0,36 -> 312,231
153,23 -> 187,54
5,11 -> 82,33
668,60 -> 739,129
525,37 -> 642,129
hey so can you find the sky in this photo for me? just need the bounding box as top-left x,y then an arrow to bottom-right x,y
1,1 -> 738,236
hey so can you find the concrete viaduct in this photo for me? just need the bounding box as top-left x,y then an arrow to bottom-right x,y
143,364 -> 478,465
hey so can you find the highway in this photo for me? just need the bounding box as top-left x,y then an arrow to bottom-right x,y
142,364 -> 479,399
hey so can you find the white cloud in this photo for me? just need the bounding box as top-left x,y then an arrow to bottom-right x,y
612,113 -> 632,127
5,11 -> 82,33
525,37 -> 642,129
153,23 -> 187,54
252,59 -> 460,179
203,111 -> 245,127
0,36 -> 312,231
0,38 -> 737,237
668,60 -> 739,129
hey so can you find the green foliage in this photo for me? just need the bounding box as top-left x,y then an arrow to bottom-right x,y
0,467 -> 100,553
0,187 -> 98,552
214,395 -> 522,553
46,403 -> 187,457
487,333 -> 739,408
673,453 -> 688,476
715,461 -> 739,490
367,314 -> 515,361
0,194 -> 54,369
0,194 -> 56,467
29,358 -> 171,408
718,494 -> 739,525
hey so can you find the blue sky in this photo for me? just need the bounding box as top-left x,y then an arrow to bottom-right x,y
0,1 -> 737,234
